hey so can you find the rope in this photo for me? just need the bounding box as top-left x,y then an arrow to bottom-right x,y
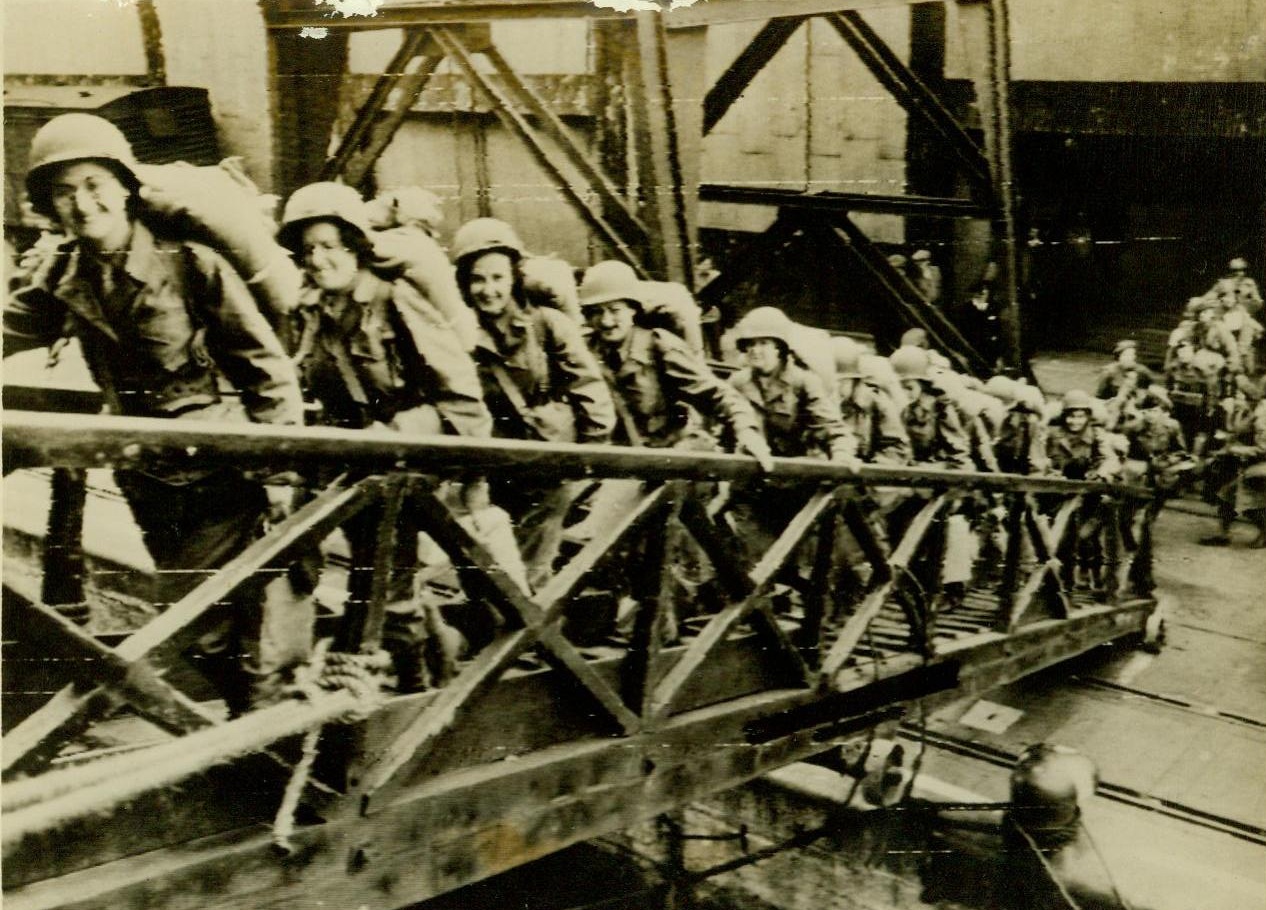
271,639 -> 392,853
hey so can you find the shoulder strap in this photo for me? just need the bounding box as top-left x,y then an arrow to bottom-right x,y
598,360 -> 645,447
487,361 -> 545,441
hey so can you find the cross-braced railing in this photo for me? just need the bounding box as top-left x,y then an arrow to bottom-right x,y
1,410 -> 1161,909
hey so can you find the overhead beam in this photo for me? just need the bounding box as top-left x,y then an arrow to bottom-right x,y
665,0 -> 921,29
824,11 -> 993,200
264,0 -> 620,30
699,183 -> 989,218
628,12 -> 695,284
703,17 -> 807,136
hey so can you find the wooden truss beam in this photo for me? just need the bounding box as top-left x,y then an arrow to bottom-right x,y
2,480 -> 373,777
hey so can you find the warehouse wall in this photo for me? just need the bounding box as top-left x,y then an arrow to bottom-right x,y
945,0 -> 1266,82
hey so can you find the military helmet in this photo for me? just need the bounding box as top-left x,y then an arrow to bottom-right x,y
890,345 -> 932,382
1061,389 -> 1093,413
832,336 -> 865,378
450,217 -> 525,265
983,374 -> 1018,404
278,182 -> 373,252
578,260 -> 646,309
1113,339 -> 1137,357
25,113 -> 140,218
733,306 -> 794,349
912,248 -> 932,262
900,327 -> 930,349
1229,257 -> 1249,271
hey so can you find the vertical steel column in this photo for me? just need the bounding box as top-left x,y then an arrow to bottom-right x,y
629,12 -> 695,285
267,25 -> 350,195
956,0 -> 1023,370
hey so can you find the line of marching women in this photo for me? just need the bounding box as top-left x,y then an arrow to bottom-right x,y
11,115 -> 1258,711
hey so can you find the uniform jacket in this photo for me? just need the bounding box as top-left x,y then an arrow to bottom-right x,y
1220,305 -> 1264,375
593,326 -> 759,448
729,361 -> 856,461
5,225 -> 302,425
915,263 -> 943,306
1197,318 -> 1243,373
994,406 -> 1049,475
1094,362 -> 1158,400
902,391 -> 974,470
473,303 -> 615,444
837,379 -> 911,465
285,270 -> 492,437
1045,422 -> 1120,481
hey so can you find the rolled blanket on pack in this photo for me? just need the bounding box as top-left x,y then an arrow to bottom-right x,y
134,159 -> 302,325
522,256 -> 583,324
371,226 -> 479,351
639,280 -> 706,354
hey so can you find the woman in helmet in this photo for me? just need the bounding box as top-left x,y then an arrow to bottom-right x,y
277,183 -> 521,685
833,337 -> 911,466
889,345 -> 973,471
449,216 -> 616,587
1045,390 -> 1120,482
1202,374 -> 1266,549
577,260 -> 770,462
6,113 -> 307,712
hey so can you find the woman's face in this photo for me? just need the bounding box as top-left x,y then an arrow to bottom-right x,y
299,220 -> 359,292
1064,409 -> 1089,433
467,251 -> 517,318
743,337 -> 784,376
49,161 -> 132,251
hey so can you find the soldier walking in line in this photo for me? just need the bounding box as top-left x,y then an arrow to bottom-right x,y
6,114 -> 308,712
277,182 -> 520,688
450,217 -> 616,588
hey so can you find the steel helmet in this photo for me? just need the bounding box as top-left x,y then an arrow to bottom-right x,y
733,306 -> 794,348
1229,257 -> 1249,271
25,113 -> 140,218
983,374 -> 1018,403
900,327 -> 930,349
1016,383 -> 1045,413
450,217 -> 525,265
1061,389 -> 1093,414
832,336 -> 865,378
578,260 -> 647,309
278,182 -> 372,252
890,345 -> 932,382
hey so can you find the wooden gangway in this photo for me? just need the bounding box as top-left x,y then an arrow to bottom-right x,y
2,410 -> 1162,910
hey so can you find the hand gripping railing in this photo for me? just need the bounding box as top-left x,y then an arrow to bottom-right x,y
1,410 -> 1160,859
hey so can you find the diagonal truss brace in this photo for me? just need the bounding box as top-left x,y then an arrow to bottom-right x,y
2,478 -> 373,778
432,26 -> 651,276
358,482 -> 670,803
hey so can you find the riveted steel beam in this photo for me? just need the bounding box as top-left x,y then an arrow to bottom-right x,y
824,11 -> 993,202
703,17 -> 807,136
431,26 -> 651,276
700,183 -> 989,218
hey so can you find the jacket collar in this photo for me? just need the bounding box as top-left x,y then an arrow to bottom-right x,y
52,223 -> 161,340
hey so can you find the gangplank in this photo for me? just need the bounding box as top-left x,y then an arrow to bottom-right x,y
1,411 -> 1162,910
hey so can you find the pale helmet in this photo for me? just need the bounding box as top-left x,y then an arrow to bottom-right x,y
733,306 -> 795,349
832,336 -> 865,379
890,344 -> 933,382
578,260 -> 647,309
278,181 -> 372,252
450,217 -> 525,265
25,113 -> 140,218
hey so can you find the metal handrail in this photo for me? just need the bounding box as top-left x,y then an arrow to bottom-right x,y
3,410 -> 1154,499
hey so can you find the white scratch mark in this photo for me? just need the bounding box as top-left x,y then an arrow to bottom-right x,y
591,0 -> 701,11
317,0 -> 384,17
299,26 -> 330,39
